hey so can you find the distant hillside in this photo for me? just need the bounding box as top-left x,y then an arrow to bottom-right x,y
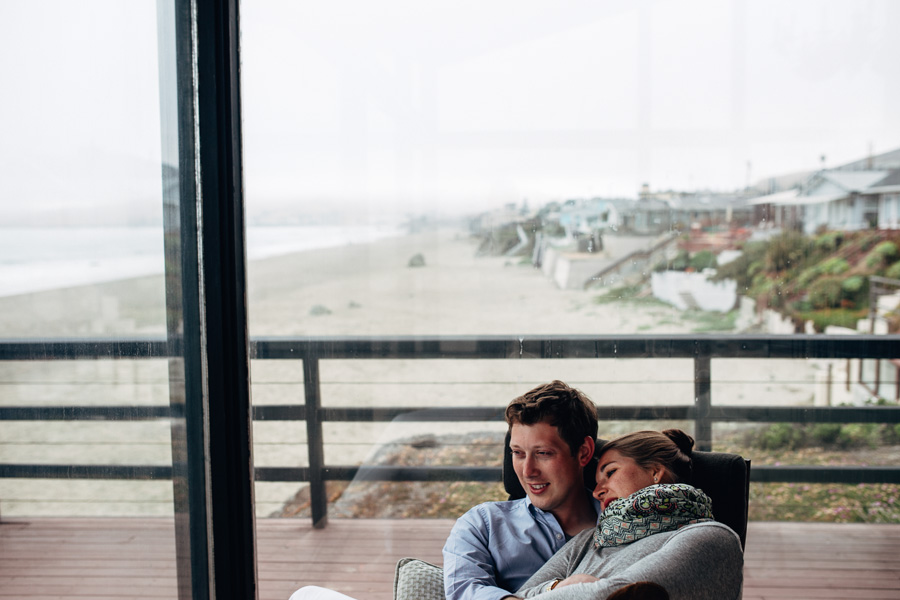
712,230 -> 900,332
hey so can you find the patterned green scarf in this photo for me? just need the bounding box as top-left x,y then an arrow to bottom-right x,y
593,483 -> 714,548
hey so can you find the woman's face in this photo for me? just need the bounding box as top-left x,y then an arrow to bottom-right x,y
592,448 -> 662,511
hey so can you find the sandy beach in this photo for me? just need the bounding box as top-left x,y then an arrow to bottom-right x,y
0,225 -> 823,517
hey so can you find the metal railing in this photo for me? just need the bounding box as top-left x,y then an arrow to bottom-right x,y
2,334 -> 900,526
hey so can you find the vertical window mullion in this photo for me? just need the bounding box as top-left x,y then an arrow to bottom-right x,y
159,1 -> 256,598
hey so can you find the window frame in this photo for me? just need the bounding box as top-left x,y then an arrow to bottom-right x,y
158,0 -> 257,598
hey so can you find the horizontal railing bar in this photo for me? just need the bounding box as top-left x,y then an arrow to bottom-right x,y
252,405 -> 306,421
5,464 -> 899,485
0,338 -> 168,360
0,464 -> 173,479
3,405 -> 898,423
319,407 -> 506,421
706,406 -> 900,423
3,334 -> 900,361
252,335 -> 900,360
750,466 -> 900,484
256,466 -> 500,482
325,465 -> 501,482
0,406 -> 180,420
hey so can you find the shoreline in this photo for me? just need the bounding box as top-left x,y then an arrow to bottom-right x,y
0,225 -> 704,338
0,225 -> 824,517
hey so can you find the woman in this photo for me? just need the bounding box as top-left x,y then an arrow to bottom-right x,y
513,429 -> 743,600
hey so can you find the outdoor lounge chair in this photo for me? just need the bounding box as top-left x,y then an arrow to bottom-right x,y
393,434 -> 751,600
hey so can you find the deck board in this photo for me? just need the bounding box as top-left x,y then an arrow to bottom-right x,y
1,518 -> 898,599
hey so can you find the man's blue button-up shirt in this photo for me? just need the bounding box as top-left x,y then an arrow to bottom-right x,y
442,495 -> 602,600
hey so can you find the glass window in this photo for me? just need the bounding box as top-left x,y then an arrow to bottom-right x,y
0,1 -> 180,598
4,1 -> 900,599
239,1 -> 900,597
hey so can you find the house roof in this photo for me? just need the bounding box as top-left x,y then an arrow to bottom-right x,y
834,147 -> 900,171
868,169 -> 900,188
748,189 -> 799,205
790,194 -> 850,206
748,189 -> 851,206
817,170 -> 890,192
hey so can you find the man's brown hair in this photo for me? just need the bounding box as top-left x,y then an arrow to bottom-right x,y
505,380 -> 598,455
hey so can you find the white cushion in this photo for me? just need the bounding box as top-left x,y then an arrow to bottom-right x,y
393,557 -> 444,600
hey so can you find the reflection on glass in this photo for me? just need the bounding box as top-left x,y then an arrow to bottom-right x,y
0,1 -> 179,598
240,10 -> 899,599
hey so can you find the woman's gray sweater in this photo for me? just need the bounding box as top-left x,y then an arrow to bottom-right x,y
515,522 -> 743,600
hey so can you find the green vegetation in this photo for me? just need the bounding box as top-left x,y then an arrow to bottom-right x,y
791,308 -> 868,332
596,230 -> 899,334
717,419 -> 900,523
743,422 -> 899,451
887,262 -> 900,279
865,241 -> 898,268
688,249 -> 717,271
750,483 -> 899,523
592,284 -> 667,307
712,230 -> 900,332
683,309 -> 738,332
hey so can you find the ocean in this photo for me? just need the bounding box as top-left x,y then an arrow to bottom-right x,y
0,224 -> 404,297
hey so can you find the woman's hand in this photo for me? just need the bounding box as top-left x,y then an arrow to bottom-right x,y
556,574 -> 600,588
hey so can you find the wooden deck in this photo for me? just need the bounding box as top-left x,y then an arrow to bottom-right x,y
1,518 -> 898,600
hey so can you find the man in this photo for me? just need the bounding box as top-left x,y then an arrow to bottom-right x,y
289,380 -> 599,600
442,380 -> 601,600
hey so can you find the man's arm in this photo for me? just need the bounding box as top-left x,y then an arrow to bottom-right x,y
513,529 -> 589,599
442,511 -> 515,600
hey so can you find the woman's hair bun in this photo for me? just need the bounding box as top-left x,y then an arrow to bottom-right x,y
662,429 -> 694,456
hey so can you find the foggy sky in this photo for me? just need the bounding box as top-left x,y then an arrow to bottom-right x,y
2,0 -> 899,225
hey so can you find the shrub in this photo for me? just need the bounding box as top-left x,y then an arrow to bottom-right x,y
809,276 -> 844,308
792,307 -> 866,332
748,260 -> 764,278
810,423 -> 843,445
797,265 -> 823,289
842,275 -> 866,293
886,262 -> 900,280
689,250 -> 717,271
711,242 -> 767,289
765,232 -> 811,272
820,257 -> 850,275
750,423 -> 808,450
835,424 -> 882,449
792,299 -> 813,312
758,278 -> 789,308
670,249 -> 690,271
865,241 -> 899,269
815,231 -> 844,252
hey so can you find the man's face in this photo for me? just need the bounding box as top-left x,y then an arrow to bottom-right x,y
509,421 -> 591,515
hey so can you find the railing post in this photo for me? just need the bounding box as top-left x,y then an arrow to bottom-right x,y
303,356 -> 328,528
694,355 -> 712,451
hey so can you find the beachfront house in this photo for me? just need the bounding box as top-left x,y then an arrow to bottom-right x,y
748,148 -> 900,234
666,191 -> 754,230
557,197 -> 623,236
873,170 -> 900,229
799,170 -> 890,233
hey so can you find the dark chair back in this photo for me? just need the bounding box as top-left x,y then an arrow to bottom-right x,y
502,432 -> 750,549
